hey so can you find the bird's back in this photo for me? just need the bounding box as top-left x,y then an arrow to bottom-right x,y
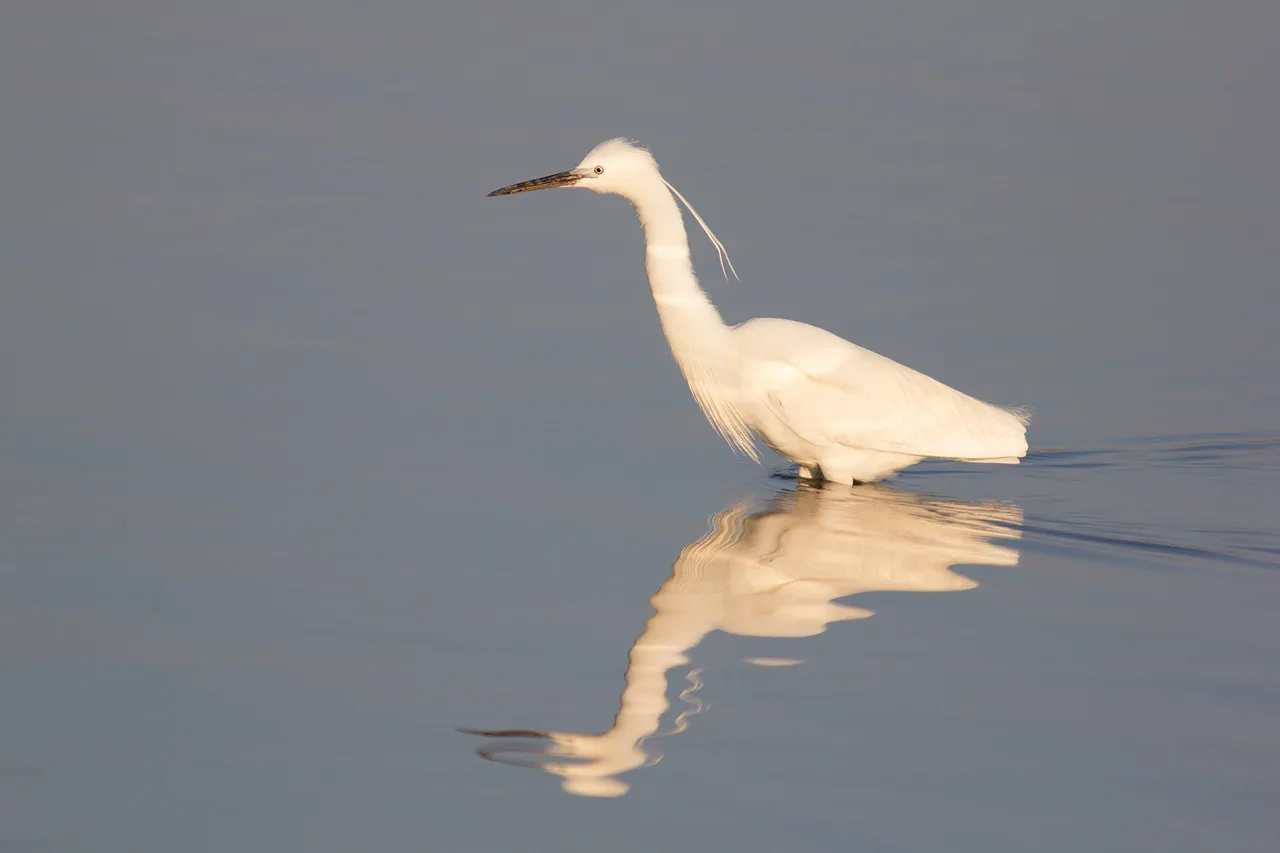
732,318 -> 1029,461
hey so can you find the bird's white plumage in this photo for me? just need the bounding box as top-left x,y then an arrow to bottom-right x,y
488,138 -> 1030,483
734,317 -> 1029,458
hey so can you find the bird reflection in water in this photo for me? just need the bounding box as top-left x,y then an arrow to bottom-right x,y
463,482 -> 1022,797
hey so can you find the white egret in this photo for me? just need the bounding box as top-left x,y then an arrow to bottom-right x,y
488,139 -> 1029,483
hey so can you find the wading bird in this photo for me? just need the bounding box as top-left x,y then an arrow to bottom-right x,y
488,139 -> 1029,483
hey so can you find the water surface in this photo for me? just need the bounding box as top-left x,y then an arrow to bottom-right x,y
2,2 -> 1278,851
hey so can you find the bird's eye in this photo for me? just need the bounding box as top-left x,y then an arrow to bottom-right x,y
593,165 -> 604,175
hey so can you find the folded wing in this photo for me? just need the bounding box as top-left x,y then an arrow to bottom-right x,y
736,318 -> 1029,461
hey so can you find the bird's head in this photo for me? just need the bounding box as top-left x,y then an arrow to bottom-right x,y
487,138 -> 659,198
487,137 -> 740,282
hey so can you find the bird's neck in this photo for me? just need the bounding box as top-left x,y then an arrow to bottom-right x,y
630,179 -> 734,376
626,176 -> 756,458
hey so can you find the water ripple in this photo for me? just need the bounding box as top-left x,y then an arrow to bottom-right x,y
1019,517 -> 1277,571
1033,433 -> 1280,472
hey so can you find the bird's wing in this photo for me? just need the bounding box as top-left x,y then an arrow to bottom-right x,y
738,319 -> 1028,460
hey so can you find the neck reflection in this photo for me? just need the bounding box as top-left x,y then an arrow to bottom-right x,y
464,483 -> 1022,798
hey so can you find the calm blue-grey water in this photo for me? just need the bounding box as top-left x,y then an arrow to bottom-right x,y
3,2 -> 1278,851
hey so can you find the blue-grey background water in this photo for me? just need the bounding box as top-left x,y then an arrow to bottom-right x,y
3,2 -> 1278,850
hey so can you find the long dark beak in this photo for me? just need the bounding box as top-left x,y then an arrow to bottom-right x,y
487,170 -> 580,197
